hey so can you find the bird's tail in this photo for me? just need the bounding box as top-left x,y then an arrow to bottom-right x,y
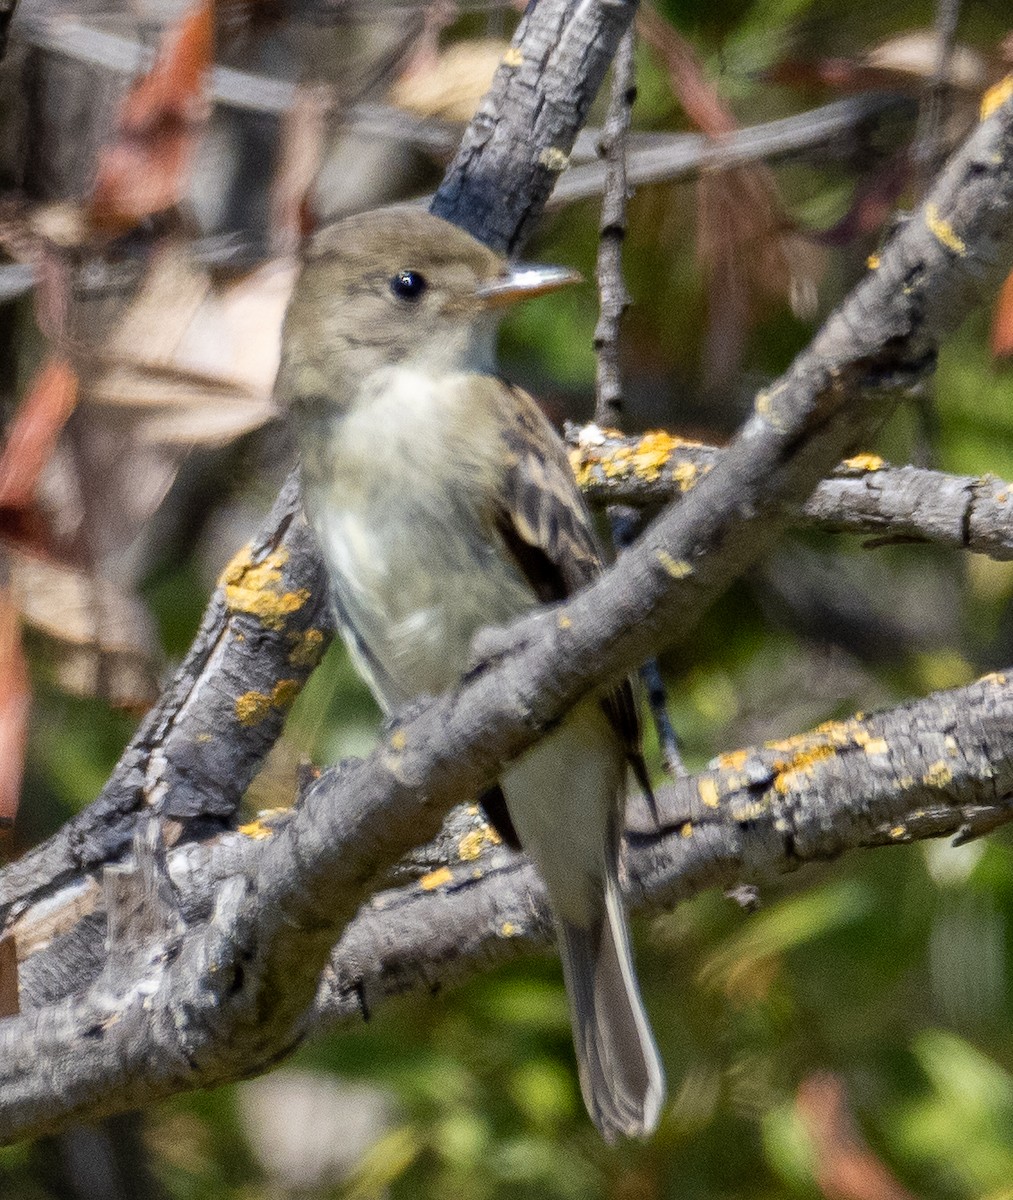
556,878 -> 666,1142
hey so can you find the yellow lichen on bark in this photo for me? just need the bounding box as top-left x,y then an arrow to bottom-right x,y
569,429 -> 704,489
843,453 -> 885,471
220,545 -> 311,631
459,825 -> 501,861
771,742 -> 837,794
981,75 -> 1013,120
235,679 -> 300,726
715,748 -> 750,771
698,777 -> 720,808
925,203 -> 966,254
656,549 -> 693,578
420,866 -> 453,891
923,761 -> 953,787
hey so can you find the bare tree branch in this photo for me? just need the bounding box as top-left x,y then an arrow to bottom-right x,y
550,92 -> 916,208
12,668 -> 1013,1073
0,475 -> 333,916
594,28 -> 635,430
570,428 -> 1013,562
431,0 -> 639,252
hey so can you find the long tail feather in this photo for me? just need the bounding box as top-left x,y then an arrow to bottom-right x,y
556,880 -> 666,1141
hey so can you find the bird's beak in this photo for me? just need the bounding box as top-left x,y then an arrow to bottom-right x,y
475,263 -> 582,308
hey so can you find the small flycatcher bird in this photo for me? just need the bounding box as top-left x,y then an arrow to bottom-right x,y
277,208 -> 665,1140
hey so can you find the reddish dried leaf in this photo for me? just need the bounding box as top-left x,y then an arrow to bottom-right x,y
0,591 -> 29,829
89,1 -> 215,234
0,936 -> 18,1017
797,1074 -> 920,1200
269,85 -> 329,255
991,267 -> 1013,359
639,5 -> 824,384
638,6 -> 737,136
0,357 -> 78,511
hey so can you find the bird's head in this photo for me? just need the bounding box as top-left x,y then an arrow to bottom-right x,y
276,208 -> 580,414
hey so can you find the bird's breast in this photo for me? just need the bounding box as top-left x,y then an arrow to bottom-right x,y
298,368 -> 533,705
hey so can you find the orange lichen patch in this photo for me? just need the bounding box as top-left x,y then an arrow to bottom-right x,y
715,748 -> 750,771
235,678 -> 300,726
767,724 -> 851,753
923,761 -> 953,788
698,777 -> 720,808
866,253 -> 881,270
459,825 -> 501,861
502,46 -> 524,67
980,671 -> 1008,686
388,728 -> 407,752
889,824 -> 908,839
842,453 -> 885,471
499,921 -> 518,937
287,627 -> 325,668
420,866 -> 453,891
771,742 -> 837,794
862,737 -> 889,756
801,722 -> 843,743
558,613 -> 572,629
220,545 -> 310,631
925,203 -> 966,254
680,821 -> 693,838
981,74 -> 1013,120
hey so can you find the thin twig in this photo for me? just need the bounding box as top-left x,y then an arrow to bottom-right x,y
912,0 -> 963,192
593,27 -> 686,778
594,26 -> 634,430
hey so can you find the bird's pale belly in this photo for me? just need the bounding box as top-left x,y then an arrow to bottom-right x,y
313,495 -> 534,710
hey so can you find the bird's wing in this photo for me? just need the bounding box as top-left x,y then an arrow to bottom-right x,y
489,382 -> 651,800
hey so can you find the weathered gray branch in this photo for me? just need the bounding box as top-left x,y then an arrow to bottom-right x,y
431,0 -> 639,252
29,663 -> 1013,1030
312,668 -> 1013,1023
570,428 -> 1013,561
594,28 -> 635,430
0,475 -> 333,915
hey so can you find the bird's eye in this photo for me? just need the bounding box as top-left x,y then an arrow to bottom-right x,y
389,269 -> 428,301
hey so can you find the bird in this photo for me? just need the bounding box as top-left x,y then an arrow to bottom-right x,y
276,207 -> 665,1141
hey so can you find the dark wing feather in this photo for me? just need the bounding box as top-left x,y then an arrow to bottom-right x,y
493,385 -> 650,796
480,784 -> 522,850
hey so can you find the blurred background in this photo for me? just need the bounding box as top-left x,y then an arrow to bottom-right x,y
2,0 -> 1013,1196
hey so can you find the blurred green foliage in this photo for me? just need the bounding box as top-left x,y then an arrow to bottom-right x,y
6,0 -> 1013,1197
